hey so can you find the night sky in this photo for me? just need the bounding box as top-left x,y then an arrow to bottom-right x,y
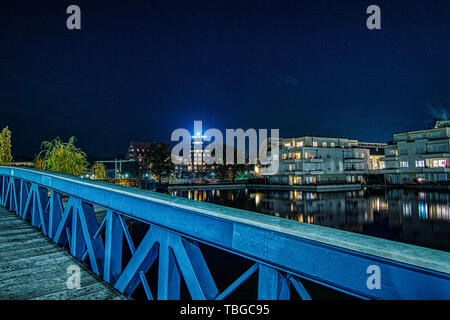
1,0 -> 450,160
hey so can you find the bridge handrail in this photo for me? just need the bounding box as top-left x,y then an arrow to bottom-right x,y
1,166 -> 449,300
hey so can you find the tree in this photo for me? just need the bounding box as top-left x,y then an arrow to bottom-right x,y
90,162 -> 106,180
142,142 -> 174,182
0,126 -> 13,165
37,136 -> 88,176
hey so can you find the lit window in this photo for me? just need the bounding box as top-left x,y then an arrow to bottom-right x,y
322,142 -> 327,147
415,160 -> 425,168
296,141 -> 303,147
400,161 -> 409,168
312,141 -> 318,147
330,142 -> 335,147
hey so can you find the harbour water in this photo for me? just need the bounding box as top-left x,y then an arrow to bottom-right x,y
169,188 -> 450,252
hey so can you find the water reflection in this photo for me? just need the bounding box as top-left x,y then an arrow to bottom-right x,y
170,188 -> 450,252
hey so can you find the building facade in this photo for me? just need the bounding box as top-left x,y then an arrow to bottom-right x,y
358,142 -> 387,172
265,136 -> 371,185
381,121 -> 450,184
125,141 -> 151,164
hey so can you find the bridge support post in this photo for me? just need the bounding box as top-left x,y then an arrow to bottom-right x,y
257,264 -> 290,300
71,201 -> 86,260
157,232 -> 181,300
1,176 -> 7,207
104,210 -> 123,284
30,185 -> 41,229
19,180 -> 28,218
48,191 -> 62,240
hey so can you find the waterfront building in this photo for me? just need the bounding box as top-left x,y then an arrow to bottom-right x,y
357,142 -> 387,172
264,136 -> 371,185
381,120 -> 450,184
173,133 -> 216,180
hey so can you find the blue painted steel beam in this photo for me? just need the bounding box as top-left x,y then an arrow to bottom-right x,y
216,263 -> 259,300
1,167 -> 449,300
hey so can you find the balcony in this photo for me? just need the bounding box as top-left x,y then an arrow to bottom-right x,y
284,157 -> 323,163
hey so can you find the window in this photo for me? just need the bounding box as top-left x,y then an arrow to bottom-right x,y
415,160 -> 425,168
330,142 -> 335,147
296,141 -> 304,147
322,142 -> 327,147
295,152 -> 301,159
400,161 -> 409,168
312,141 -> 318,147
282,154 -> 287,159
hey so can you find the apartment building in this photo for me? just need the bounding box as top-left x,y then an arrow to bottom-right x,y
265,136 -> 371,185
358,142 -> 387,171
381,120 -> 450,184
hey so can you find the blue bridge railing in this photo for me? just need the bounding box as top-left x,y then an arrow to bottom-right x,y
0,167 -> 449,300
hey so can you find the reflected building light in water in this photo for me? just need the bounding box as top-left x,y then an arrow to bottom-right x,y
274,212 -> 280,217
371,198 -> 389,211
428,204 -> 450,221
402,203 -> 412,216
418,192 -> 426,200
298,215 -> 304,223
418,203 -> 428,219
306,193 -> 316,200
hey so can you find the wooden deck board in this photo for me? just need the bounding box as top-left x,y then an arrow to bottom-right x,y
0,207 -> 127,300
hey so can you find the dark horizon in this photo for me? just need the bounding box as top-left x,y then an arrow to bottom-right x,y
1,0 -> 450,160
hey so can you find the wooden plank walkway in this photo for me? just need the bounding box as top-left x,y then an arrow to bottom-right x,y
0,207 -> 127,300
